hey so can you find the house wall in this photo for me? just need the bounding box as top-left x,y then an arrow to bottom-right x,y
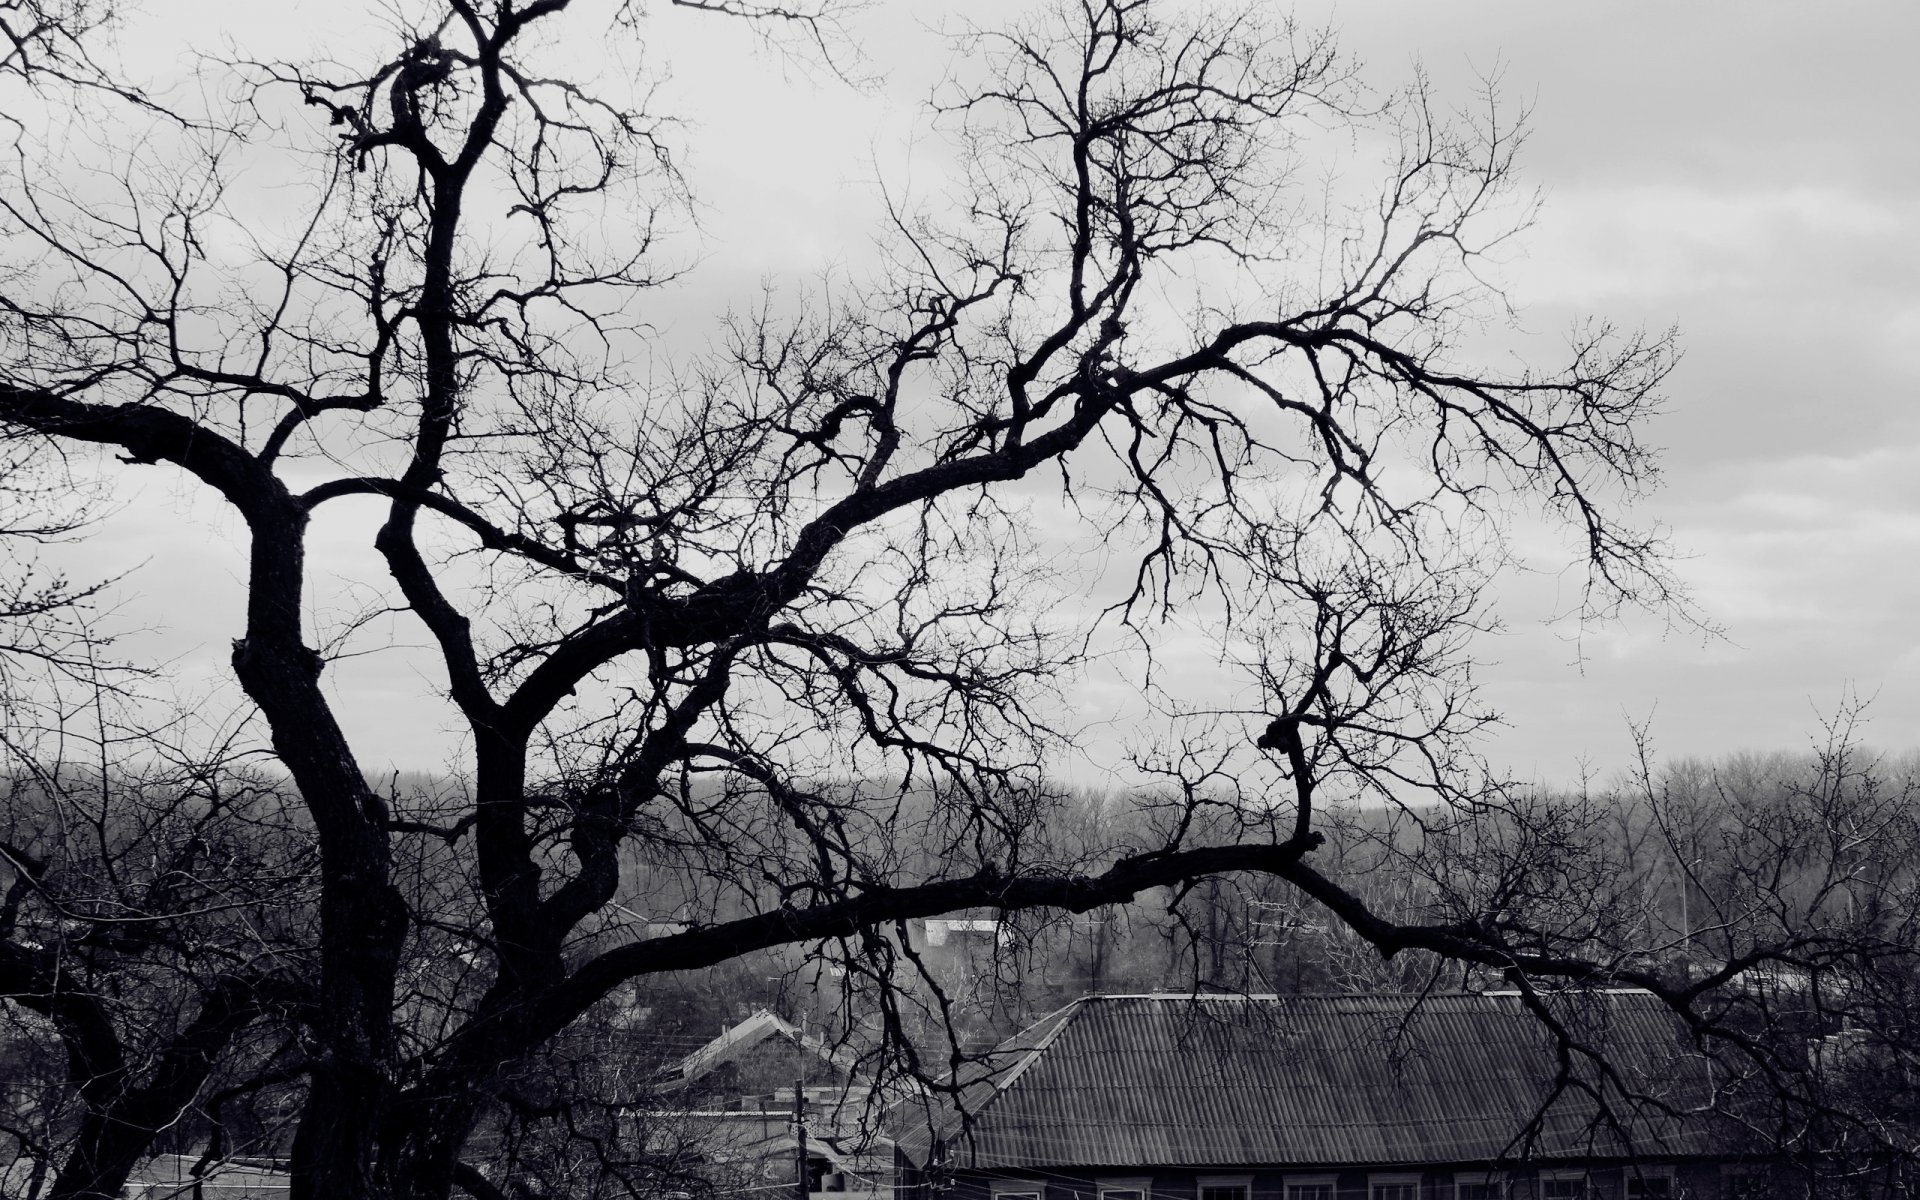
907,1162 -> 1732,1200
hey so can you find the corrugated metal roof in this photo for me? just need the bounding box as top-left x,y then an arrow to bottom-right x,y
896,992 -> 1720,1170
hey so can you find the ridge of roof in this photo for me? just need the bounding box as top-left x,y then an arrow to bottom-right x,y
976,995 -> 1091,1107
898,997 -> 1090,1156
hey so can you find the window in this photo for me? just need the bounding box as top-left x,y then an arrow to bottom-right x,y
1453,1173 -> 1505,1200
1721,1170 -> 1768,1200
1284,1174 -> 1335,1200
1202,1174 -> 1255,1200
1626,1173 -> 1675,1200
1100,1177 -> 1152,1200
1371,1174 -> 1421,1200
990,1180 -> 1043,1200
1539,1174 -> 1588,1200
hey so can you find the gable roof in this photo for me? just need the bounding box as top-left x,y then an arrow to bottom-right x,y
896,992 -> 1722,1171
667,1008 -> 863,1089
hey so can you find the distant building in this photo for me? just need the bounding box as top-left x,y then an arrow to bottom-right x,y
122,1154 -> 290,1199
894,992 -> 1753,1200
632,1107 -> 892,1200
921,918 -> 1013,949
660,1007 -> 868,1104
652,1010 -> 895,1200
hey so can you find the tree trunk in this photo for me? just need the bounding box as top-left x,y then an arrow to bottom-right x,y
229,523 -> 409,1200
44,1117 -> 152,1200
383,1089 -> 486,1200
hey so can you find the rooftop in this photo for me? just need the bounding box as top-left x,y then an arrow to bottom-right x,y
665,1008 -> 864,1089
124,1155 -> 290,1199
895,991 -> 1721,1170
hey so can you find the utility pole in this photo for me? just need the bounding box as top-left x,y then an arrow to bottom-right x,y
793,1075 -> 808,1200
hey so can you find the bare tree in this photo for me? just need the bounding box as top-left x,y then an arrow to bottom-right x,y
1281,712 -> 1918,1192
1623,722 -> 1920,1192
1,0 -> 118,93
0,1 -> 1697,1197
0,709 -> 315,1200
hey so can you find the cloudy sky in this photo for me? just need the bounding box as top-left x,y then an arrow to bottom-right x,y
60,0 -> 1920,787
1299,2 -> 1920,779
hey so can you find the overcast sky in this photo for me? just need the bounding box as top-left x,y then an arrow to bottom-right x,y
64,0 -> 1920,787
1296,2 -> 1920,781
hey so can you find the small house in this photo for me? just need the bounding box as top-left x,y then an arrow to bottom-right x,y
661,1008 -> 866,1105
652,1010 -> 895,1200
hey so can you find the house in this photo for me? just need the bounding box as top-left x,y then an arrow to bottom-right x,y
651,1010 -> 896,1200
894,992 -> 1753,1200
626,1106 -> 893,1200
660,1008 -> 866,1105
921,918 -> 1013,949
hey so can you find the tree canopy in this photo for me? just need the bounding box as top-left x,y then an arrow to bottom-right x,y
9,3 -> 1903,1200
